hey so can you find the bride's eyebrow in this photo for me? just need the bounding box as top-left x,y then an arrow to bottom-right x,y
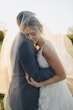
25,32 -> 37,34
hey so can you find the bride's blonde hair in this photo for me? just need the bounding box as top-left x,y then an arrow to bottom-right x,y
20,16 -> 43,33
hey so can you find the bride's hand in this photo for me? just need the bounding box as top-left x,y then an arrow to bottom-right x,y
25,73 -> 41,88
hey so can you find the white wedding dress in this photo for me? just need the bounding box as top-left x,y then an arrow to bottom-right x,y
37,42 -> 73,110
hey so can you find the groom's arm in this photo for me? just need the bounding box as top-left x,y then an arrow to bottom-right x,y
18,39 -> 55,82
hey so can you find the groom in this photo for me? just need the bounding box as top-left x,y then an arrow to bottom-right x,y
16,11 -> 55,110
16,32 -> 55,110
10,11 -> 55,110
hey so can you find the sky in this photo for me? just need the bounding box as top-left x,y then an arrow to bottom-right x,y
0,0 -> 73,35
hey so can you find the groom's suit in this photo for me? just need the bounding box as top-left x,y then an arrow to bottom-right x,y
9,32 -> 55,110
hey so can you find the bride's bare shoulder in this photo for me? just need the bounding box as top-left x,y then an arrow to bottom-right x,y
45,40 -> 56,52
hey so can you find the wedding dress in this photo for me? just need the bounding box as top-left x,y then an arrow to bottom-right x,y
37,42 -> 73,110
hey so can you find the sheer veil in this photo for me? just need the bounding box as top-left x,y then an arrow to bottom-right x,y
0,11 -> 73,95
0,30 -> 19,93
0,11 -> 35,94
41,24 -> 73,94
40,21 -> 73,94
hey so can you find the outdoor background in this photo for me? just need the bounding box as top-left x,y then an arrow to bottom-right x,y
0,0 -> 73,110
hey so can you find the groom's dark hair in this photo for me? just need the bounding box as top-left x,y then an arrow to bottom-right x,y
16,11 -> 35,27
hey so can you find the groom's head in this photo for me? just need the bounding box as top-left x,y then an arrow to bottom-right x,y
16,11 -> 35,28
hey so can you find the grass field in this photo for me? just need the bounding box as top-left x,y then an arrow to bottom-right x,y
0,94 -> 4,110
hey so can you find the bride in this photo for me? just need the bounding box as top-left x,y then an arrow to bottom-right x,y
0,11 -> 73,110
20,12 -> 73,110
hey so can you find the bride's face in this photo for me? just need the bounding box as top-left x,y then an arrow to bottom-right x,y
23,26 -> 40,44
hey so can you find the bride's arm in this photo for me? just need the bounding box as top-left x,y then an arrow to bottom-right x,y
41,43 -> 66,85
25,43 -> 66,87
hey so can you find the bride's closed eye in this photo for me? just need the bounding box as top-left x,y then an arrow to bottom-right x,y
25,32 -> 37,38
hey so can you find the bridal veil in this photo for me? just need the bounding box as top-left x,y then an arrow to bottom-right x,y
0,11 -> 73,95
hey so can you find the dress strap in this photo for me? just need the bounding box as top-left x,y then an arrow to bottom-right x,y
40,42 -> 48,53
40,41 -> 56,53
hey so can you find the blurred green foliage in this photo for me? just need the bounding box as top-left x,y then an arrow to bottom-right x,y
66,26 -> 73,43
0,94 -> 4,110
0,41 -> 2,51
0,31 -> 4,41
